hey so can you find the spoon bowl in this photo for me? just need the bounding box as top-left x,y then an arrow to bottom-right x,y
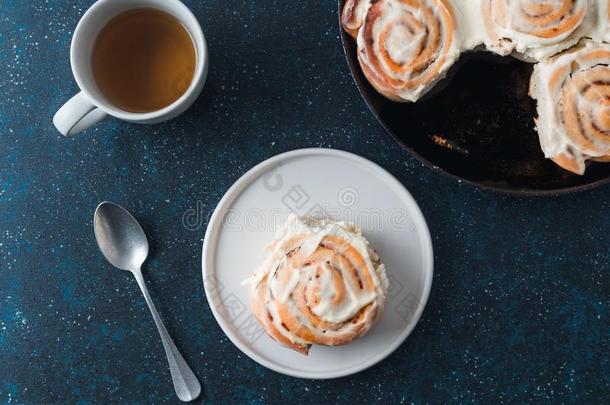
94,201 -> 149,271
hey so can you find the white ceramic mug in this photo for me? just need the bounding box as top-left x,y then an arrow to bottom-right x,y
53,0 -> 208,136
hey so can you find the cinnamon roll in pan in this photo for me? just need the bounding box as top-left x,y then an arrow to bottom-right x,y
244,215 -> 388,355
530,40 -> 610,175
481,0 -> 591,62
356,0 -> 461,102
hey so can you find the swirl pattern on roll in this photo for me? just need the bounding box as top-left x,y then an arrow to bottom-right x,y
356,0 -> 459,102
245,215 -> 388,355
482,0 -> 590,61
530,40 -> 610,174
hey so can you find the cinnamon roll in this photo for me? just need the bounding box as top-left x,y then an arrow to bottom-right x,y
244,215 -> 388,355
356,0 -> 460,102
481,0 -> 591,61
529,40 -> 610,174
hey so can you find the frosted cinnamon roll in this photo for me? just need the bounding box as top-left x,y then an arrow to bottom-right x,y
244,215 -> 388,355
529,40 -> 610,174
356,0 -> 460,102
481,0 -> 591,61
341,0 -> 371,39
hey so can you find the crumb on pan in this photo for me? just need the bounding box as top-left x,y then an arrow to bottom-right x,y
432,134 -> 453,149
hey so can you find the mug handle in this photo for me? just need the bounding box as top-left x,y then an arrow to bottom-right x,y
53,92 -> 108,136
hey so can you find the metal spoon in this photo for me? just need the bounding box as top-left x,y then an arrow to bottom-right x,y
93,201 -> 201,402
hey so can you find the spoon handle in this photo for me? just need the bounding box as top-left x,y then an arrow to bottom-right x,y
133,269 -> 201,402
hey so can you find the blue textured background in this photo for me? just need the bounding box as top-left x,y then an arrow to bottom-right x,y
1,0 -> 609,403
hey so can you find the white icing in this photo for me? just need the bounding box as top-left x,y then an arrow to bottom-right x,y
386,25 -> 426,65
451,0 -> 485,50
590,0 -> 610,43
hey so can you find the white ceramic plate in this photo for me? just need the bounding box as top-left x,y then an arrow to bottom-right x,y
202,148 -> 433,379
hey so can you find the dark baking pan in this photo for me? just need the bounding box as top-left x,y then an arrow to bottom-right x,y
338,0 -> 610,195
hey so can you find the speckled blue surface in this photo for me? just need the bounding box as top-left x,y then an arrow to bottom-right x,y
0,0 -> 609,403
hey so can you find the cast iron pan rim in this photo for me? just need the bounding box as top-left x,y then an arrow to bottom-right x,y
336,0 -> 610,196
